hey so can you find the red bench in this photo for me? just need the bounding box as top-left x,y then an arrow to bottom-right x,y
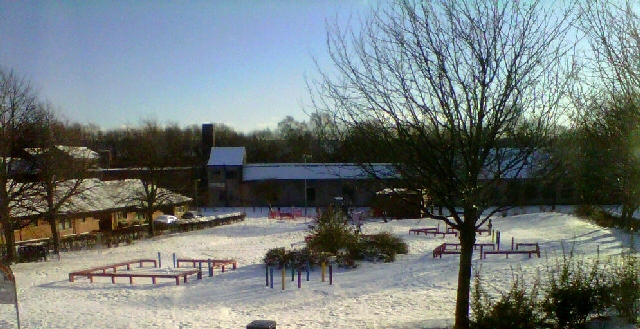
432,243 -> 496,258
176,258 -> 237,272
69,259 -> 203,285
409,228 -> 438,235
482,243 -> 540,259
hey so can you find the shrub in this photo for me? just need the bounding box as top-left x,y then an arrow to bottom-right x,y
471,272 -> 542,329
306,208 -> 408,266
608,254 -> 640,324
263,247 -> 290,268
542,249 -> 610,329
359,232 -> 409,263
307,206 -> 359,255
574,205 -> 617,228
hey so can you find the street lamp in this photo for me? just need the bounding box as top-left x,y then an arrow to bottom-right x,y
303,155 -> 312,214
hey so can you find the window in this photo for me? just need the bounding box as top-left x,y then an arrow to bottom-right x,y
115,212 -> 127,220
226,170 -> 237,179
58,218 -> 72,230
306,187 -> 316,202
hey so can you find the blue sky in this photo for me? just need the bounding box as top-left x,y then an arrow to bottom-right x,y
0,1 -> 366,133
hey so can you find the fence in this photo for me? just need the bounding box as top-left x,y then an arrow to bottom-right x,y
0,212 -> 246,262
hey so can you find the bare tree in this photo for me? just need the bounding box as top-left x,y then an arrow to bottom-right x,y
129,120 -> 183,237
0,68 -> 48,263
25,110 -> 96,257
309,1 -> 576,327
576,1 -> 640,224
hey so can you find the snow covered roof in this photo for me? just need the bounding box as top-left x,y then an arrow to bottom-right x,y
24,145 -> 99,160
10,179 -> 191,218
207,147 -> 246,166
55,146 -> 100,160
243,163 -> 396,181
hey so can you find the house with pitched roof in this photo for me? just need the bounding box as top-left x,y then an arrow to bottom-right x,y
4,179 -> 191,243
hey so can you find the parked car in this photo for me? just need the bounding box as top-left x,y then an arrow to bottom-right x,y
153,215 -> 178,225
182,211 -> 203,220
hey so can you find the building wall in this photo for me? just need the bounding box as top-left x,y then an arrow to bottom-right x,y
242,179 -> 383,208
207,165 -> 243,207
14,216 -> 101,242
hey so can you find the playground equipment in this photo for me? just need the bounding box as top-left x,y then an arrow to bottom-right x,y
265,261 -> 333,290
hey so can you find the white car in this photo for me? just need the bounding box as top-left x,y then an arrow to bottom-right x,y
153,215 -> 178,225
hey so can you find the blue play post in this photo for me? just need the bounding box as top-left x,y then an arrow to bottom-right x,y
208,259 -> 213,277
329,265 -> 333,285
172,253 -> 176,268
269,267 -> 274,289
158,252 -> 162,268
265,267 -> 269,286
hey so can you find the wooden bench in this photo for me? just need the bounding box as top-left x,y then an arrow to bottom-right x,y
69,259 -> 203,285
433,243 -> 461,258
515,243 -> 539,250
69,259 -> 157,280
432,230 -> 459,238
482,243 -> 540,259
409,228 -> 438,235
71,269 -> 202,285
175,258 -> 237,272
432,243 -> 496,258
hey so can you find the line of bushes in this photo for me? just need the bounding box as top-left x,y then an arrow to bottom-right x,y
472,248 -> 640,329
574,204 -> 640,232
264,206 -> 408,269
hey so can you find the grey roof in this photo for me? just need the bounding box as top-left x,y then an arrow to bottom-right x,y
10,179 -> 191,218
243,163 -> 396,181
25,145 -> 100,160
55,146 -> 100,160
207,147 -> 246,166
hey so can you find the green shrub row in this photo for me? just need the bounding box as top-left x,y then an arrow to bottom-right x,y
264,206 -> 408,269
574,204 -> 640,232
472,250 -> 640,329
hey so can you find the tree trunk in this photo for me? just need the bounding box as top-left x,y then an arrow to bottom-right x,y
2,224 -> 16,263
47,213 -> 61,256
147,209 -> 155,238
454,210 -> 478,329
0,202 -> 16,263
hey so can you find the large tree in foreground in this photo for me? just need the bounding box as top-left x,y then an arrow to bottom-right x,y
310,1 -> 575,328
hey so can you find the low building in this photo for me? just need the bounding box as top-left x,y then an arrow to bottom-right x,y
206,147 -> 396,207
3,179 -> 191,243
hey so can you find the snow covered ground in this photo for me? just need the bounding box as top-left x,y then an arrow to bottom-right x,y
0,207 -> 635,329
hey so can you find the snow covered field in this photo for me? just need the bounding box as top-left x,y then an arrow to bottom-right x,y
0,207 -> 634,329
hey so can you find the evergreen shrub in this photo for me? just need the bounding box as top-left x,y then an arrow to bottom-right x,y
471,272 -> 541,329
